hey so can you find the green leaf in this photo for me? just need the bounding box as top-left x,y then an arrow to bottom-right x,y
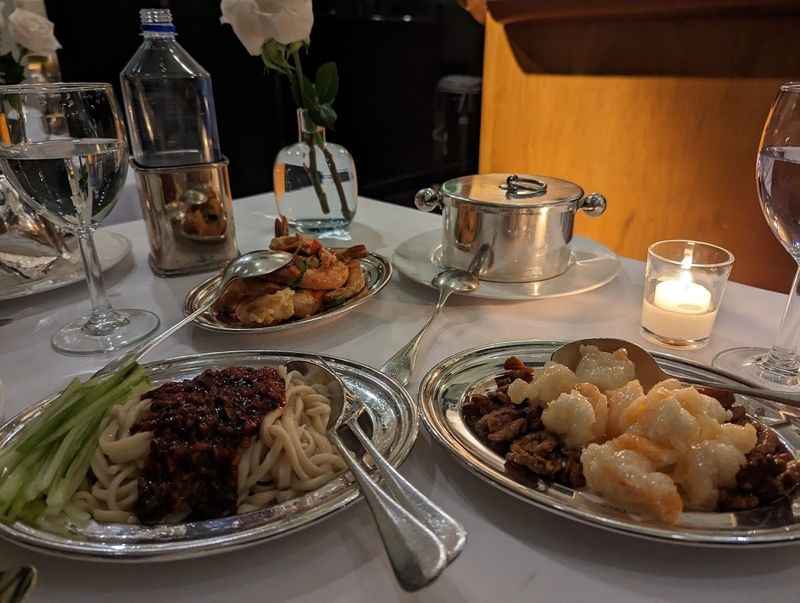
309,103 -> 337,131
315,62 -> 338,104
300,75 -> 319,112
0,52 -> 24,85
261,40 -> 292,76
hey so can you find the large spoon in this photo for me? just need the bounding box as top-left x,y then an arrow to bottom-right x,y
382,269 -> 478,386
93,250 -> 293,378
286,359 -> 453,591
292,356 -> 467,561
551,337 -> 800,408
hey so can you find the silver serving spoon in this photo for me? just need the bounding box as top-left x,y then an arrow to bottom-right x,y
382,269 -> 479,387
294,356 -> 467,561
94,250 -> 293,378
286,359 -> 452,591
551,337 -> 800,408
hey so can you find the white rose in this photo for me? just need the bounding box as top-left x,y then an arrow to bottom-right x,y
220,0 -> 313,56
8,8 -> 60,55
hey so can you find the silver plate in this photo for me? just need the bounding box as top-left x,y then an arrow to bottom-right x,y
0,231 -> 131,302
0,350 -> 418,561
184,253 -> 392,333
419,340 -> 800,547
392,230 -> 620,301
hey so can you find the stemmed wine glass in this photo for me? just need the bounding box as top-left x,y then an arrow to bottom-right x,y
713,83 -> 800,389
0,82 -> 159,353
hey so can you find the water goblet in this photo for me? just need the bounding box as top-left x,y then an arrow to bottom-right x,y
0,82 -> 159,353
714,83 -> 800,389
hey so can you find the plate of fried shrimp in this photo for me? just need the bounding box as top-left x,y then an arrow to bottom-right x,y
184,217 -> 392,333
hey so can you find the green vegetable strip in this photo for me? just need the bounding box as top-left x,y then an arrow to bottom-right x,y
0,448 -> 47,517
48,414 -> 114,512
35,367 -> 146,449
17,364 -> 141,454
0,379 -> 82,468
0,362 -> 151,525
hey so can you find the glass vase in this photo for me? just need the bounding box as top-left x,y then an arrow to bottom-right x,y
273,109 -> 357,240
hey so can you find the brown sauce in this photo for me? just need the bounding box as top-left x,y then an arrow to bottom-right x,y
132,367 -> 285,523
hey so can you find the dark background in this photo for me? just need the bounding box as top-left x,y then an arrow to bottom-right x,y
45,0 -> 484,205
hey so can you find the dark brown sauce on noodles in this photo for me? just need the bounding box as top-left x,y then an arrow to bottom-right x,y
131,367 -> 285,523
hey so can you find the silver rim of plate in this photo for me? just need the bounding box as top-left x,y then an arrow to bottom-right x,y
392,230 -> 620,301
0,350 -> 419,561
0,231 -> 131,302
419,339 -> 800,547
184,253 -> 392,333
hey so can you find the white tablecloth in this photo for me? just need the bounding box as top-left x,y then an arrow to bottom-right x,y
0,195 -> 794,603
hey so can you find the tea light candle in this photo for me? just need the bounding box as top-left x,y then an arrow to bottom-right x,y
641,240 -> 733,349
653,277 -> 711,314
642,277 -> 717,341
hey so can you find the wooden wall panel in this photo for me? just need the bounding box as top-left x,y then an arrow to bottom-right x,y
479,12 -> 799,291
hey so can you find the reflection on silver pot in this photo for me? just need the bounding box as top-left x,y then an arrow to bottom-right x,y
416,173 -> 607,283
132,158 -> 239,277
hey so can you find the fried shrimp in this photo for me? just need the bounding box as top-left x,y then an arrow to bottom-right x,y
213,217 -> 371,327
234,288 -> 295,326
297,249 -> 349,290
323,261 -> 365,306
582,442 -> 683,523
292,289 -> 325,318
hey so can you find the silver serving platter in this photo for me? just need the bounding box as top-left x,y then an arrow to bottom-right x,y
419,340 -> 800,547
184,253 -> 392,333
0,350 -> 418,562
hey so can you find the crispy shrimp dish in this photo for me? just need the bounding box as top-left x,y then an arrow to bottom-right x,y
214,217 -> 369,327
463,345 -> 800,525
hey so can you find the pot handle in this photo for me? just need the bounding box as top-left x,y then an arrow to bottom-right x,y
578,193 -> 607,217
414,187 -> 443,212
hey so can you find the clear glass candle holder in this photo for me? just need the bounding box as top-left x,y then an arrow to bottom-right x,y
640,240 -> 734,350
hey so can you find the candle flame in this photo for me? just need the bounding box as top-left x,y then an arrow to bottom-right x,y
678,244 -> 695,285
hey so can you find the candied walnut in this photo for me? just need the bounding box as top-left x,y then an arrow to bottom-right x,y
487,389 -> 511,405
463,394 -> 500,426
728,405 -> 747,425
499,357 -> 534,384
718,490 -> 759,511
488,417 -> 527,443
779,460 -> 800,495
505,432 -> 586,489
504,356 -> 527,371
751,426 -> 779,456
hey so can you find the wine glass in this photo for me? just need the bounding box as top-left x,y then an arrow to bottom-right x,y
0,82 -> 159,354
713,82 -> 800,390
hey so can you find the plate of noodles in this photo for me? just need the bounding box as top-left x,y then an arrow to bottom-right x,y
183,217 -> 392,334
419,340 -> 800,547
0,351 -> 418,561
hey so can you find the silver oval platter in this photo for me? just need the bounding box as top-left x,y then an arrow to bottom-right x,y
419,340 -> 800,547
0,350 -> 418,561
184,253 -> 392,333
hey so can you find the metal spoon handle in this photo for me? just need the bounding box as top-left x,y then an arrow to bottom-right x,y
382,286 -> 453,386
332,433 -> 447,591
346,417 -> 467,562
677,374 -> 800,408
92,299 -> 213,378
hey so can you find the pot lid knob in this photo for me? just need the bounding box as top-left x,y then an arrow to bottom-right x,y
499,174 -> 547,199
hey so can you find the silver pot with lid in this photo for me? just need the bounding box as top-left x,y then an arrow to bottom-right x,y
415,173 -> 607,283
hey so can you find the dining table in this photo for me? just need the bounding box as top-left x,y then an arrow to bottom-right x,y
0,192 -> 796,603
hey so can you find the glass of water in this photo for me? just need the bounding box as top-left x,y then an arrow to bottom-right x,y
714,82 -> 800,389
0,82 -> 159,353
